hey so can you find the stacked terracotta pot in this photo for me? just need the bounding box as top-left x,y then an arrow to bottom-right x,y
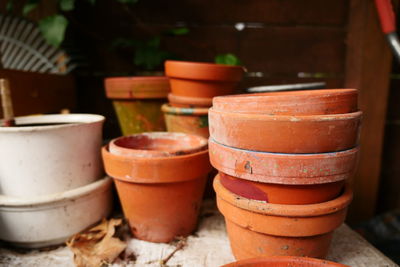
162,60 -> 245,138
209,89 -> 362,260
102,131 -> 212,243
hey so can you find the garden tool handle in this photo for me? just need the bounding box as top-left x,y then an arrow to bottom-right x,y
0,79 -> 15,126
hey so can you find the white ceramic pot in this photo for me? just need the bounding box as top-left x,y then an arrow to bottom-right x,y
0,176 -> 113,248
0,114 -> 105,197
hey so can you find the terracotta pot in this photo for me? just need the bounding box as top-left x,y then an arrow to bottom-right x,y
213,89 -> 358,115
209,139 -> 358,185
162,104 -> 210,138
104,76 -> 169,135
214,175 -> 352,259
209,108 -> 362,153
168,93 -> 213,108
219,172 -> 344,204
102,133 -> 212,243
109,132 -> 208,157
222,256 -> 349,267
165,60 -> 244,98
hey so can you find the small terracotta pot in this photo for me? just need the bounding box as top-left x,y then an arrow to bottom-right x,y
104,76 -> 169,135
209,108 -> 362,153
168,93 -> 213,108
165,60 -> 244,98
213,89 -> 358,115
102,133 -> 212,243
162,104 -> 210,138
219,172 -> 344,204
109,132 -> 208,157
214,175 -> 352,259
222,256 -> 349,267
209,139 -> 358,185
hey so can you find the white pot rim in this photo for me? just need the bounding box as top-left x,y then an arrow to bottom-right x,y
0,114 -> 105,132
0,177 -> 112,207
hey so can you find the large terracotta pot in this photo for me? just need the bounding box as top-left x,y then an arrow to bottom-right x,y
162,104 -> 210,138
165,60 -> 244,98
212,89 -> 358,115
219,172 -> 344,204
214,175 -> 352,259
168,93 -> 213,108
222,256 -> 348,267
209,108 -> 362,153
104,76 -> 169,135
102,132 -> 212,243
209,139 -> 358,185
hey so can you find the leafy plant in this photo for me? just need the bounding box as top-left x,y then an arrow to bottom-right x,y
215,53 -> 242,66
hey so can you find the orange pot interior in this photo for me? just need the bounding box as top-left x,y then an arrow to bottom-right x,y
219,172 -> 345,204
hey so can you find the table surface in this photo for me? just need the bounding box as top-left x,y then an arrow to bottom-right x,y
0,200 -> 397,267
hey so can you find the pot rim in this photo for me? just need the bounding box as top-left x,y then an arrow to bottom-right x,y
221,256 -> 349,267
168,93 -> 213,107
162,104 -> 209,115
0,177 -> 111,208
210,108 -> 362,121
214,174 -> 353,217
0,114 -> 105,132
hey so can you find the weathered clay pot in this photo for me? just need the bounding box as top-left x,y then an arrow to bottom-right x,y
104,76 -> 169,135
209,139 -> 358,185
102,132 -> 211,243
168,93 -> 213,108
214,175 -> 352,259
209,108 -> 362,153
109,132 -> 208,157
165,60 -> 244,98
219,172 -> 344,204
162,104 -> 210,138
212,89 -> 358,115
222,256 -> 349,267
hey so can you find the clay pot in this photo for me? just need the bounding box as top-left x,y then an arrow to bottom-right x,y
109,132 -> 208,157
219,172 -> 344,204
102,132 -> 212,243
222,256 -> 349,267
209,108 -> 362,153
209,139 -> 358,185
165,60 -> 244,98
162,104 -> 210,138
212,89 -> 358,115
168,93 -> 213,108
214,175 -> 352,259
104,76 -> 170,135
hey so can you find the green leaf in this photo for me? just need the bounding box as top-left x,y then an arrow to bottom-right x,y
59,0 -> 75,11
6,0 -> 14,12
23,0 -> 39,16
116,0 -> 138,4
167,27 -> 189,35
215,53 -> 242,66
38,15 -> 68,47
86,0 -> 96,5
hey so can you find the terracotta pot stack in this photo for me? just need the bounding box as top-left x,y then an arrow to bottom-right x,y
102,132 -> 212,243
162,60 -> 245,138
209,89 -> 362,260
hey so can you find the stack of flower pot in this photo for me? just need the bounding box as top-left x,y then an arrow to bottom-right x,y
0,114 -> 112,248
162,60 -> 245,138
104,76 -> 170,135
102,131 -> 212,243
209,89 -> 362,260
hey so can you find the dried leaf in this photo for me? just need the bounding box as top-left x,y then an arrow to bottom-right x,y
67,218 -> 127,267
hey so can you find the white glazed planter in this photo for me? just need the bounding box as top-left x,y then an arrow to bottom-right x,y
0,114 -> 105,197
0,176 -> 112,248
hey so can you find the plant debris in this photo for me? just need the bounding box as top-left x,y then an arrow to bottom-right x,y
66,218 -> 127,267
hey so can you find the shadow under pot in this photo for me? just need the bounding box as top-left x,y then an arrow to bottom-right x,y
221,256 -> 349,267
209,108 -> 362,153
102,132 -> 212,243
213,174 -> 353,260
162,104 -> 210,138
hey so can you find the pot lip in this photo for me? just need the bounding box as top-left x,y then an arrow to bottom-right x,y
168,93 -> 213,107
210,138 -> 359,159
165,60 -> 244,71
0,114 -> 105,132
210,108 -> 362,121
0,177 -> 112,208
162,103 -> 209,115
221,256 -> 348,267
214,174 -> 353,217
105,76 -> 168,83
109,132 -> 208,157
